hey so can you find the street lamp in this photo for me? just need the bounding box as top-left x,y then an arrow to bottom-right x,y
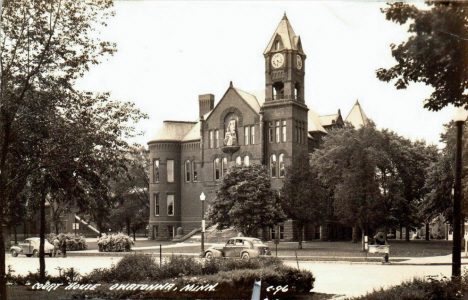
200,192 -> 206,257
452,107 -> 468,279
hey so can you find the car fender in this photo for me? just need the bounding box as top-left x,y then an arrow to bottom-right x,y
10,246 -> 22,252
205,249 -> 223,257
240,249 -> 259,258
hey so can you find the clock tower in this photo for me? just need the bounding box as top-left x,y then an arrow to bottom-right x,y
261,13 -> 309,170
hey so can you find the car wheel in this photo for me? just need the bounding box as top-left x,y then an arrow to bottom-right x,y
32,250 -> 38,257
205,251 -> 213,259
26,254 -> 32,257
241,252 -> 250,261
48,253 -> 53,257
11,250 -> 18,257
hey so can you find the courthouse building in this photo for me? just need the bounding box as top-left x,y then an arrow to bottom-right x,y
148,14 -> 368,241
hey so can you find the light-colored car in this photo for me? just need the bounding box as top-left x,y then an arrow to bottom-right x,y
204,237 -> 270,260
10,237 -> 54,257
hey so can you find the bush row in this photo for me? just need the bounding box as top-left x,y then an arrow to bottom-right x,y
46,233 -> 87,251
97,233 -> 134,252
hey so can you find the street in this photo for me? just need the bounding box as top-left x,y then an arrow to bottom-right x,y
5,253 -> 462,298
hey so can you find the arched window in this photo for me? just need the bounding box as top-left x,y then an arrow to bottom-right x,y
279,154 -> 285,178
244,156 -> 250,167
185,160 -> 191,182
214,158 -> 220,180
270,154 -> 277,178
235,156 -> 242,166
222,157 -> 228,175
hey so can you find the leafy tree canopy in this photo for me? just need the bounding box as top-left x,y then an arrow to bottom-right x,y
376,2 -> 468,111
208,165 -> 285,237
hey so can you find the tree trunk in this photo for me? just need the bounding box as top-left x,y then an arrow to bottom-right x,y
14,226 -> 17,244
352,226 -> 359,243
399,224 -> 402,239
39,189 -> 46,283
0,205 -> 6,300
55,221 -> 59,235
296,223 -> 303,249
132,229 -> 136,241
126,220 -> 131,236
425,223 -> 430,241
405,223 -> 410,242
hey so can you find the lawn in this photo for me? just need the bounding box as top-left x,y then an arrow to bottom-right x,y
131,239 -> 452,259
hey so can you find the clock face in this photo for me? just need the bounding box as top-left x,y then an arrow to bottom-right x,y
296,55 -> 303,70
271,53 -> 284,68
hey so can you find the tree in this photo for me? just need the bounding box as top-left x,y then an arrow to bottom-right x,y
0,1 -> 146,296
208,165 -> 285,237
376,2 -> 468,111
280,151 -> 326,249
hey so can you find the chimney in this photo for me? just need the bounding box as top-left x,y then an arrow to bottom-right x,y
199,94 -> 215,118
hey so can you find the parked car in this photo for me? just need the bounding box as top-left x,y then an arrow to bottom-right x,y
204,237 -> 270,260
10,237 -> 54,257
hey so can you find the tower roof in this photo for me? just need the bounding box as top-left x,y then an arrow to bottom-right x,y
264,13 -> 304,55
345,100 -> 369,129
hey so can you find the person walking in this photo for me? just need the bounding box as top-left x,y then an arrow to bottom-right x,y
53,238 -> 60,257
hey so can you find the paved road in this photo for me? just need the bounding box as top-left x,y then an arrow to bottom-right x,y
5,253 -> 465,298
285,261 -> 454,298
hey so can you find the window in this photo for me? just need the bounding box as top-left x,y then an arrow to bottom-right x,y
279,154 -> 285,178
167,194 -> 174,216
269,122 -> 274,143
282,121 -> 287,142
185,160 -> 191,182
235,156 -> 242,166
250,126 -> 255,144
167,160 -> 174,183
222,157 -> 228,175
192,161 -> 198,182
244,156 -> 250,167
275,40 -> 280,50
271,225 -> 285,240
153,159 -> 160,183
214,158 -> 220,180
270,154 -> 277,177
215,130 -> 219,148
275,121 -> 280,143
154,194 -> 160,216
209,131 -> 214,149
244,126 -> 249,145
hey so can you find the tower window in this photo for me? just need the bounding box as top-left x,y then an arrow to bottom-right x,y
275,40 -> 280,50
276,121 -> 280,143
215,130 -> 219,148
270,154 -> 277,178
185,160 -> 191,182
295,83 -> 301,101
269,122 -> 274,143
282,120 -> 287,142
272,82 -> 284,100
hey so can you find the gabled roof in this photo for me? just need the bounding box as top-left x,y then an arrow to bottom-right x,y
320,114 -> 339,127
233,88 -> 262,112
308,109 -> 327,134
149,121 -> 196,143
345,100 -> 369,129
264,13 -> 304,55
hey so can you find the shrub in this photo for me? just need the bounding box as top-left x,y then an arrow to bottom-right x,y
6,268 -> 81,286
97,233 -> 134,252
47,233 -> 87,251
114,254 -> 158,282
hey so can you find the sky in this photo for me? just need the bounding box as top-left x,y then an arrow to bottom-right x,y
76,0 -> 456,149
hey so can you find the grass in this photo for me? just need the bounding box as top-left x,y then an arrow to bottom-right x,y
129,239 -> 452,259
